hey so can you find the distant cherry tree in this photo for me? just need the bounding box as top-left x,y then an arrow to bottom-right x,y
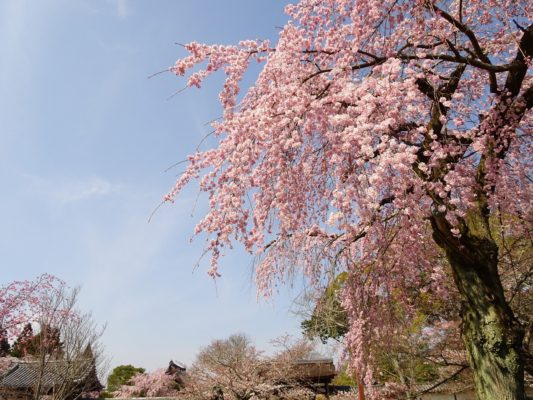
181,334 -> 317,400
166,1 -> 532,399
0,275 -> 60,375
0,274 -> 59,344
115,369 -> 180,398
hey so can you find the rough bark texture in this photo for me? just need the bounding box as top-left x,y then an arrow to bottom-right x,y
431,214 -> 525,400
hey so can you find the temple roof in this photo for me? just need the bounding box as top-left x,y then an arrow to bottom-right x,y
0,359 -> 102,392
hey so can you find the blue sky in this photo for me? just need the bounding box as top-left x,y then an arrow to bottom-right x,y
0,0 -> 321,372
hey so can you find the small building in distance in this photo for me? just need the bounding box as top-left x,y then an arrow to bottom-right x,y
165,360 -> 187,388
291,354 -> 336,386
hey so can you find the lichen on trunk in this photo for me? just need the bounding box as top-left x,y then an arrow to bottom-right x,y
431,213 -> 525,400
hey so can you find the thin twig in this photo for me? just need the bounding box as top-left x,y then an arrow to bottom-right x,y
166,86 -> 188,100
417,365 -> 469,395
164,159 -> 188,173
147,69 -> 170,79
148,201 -> 166,223
196,130 -> 216,152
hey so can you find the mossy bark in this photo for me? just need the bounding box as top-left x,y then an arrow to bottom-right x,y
431,214 -> 525,400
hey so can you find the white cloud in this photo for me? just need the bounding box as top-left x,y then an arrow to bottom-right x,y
80,0 -> 130,20
106,0 -> 129,19
116,0 -> 129,19
22,174 -> 120,205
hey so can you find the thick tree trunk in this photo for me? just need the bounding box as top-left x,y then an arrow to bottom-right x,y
431,215 -> 525,400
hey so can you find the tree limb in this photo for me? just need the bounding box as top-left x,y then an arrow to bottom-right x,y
416,365 -> 469,395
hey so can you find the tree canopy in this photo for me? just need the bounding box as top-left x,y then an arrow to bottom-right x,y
301,272 -> 349,344
166,1 -> 532,399
106,364 -> 146,394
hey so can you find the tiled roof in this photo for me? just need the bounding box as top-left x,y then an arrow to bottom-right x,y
412,381 -> 474,394
295,352 -> 334,364
0,359 -> 101,391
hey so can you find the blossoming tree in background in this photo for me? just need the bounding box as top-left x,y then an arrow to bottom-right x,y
0,276 -> 106,400
115,369 -> 181,398
0,274 -> 59,346
177,334 -> 319,400
0,275 -> 55,374
165,1 -> 532,399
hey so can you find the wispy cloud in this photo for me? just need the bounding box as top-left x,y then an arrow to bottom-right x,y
22,174 -> 120,205
80,0 -> 130,20
106,0 -> 129,20
116,0 -> 129,19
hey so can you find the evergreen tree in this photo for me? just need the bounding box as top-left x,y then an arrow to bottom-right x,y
106,365 -> 146,394
0,328 -> 10,357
